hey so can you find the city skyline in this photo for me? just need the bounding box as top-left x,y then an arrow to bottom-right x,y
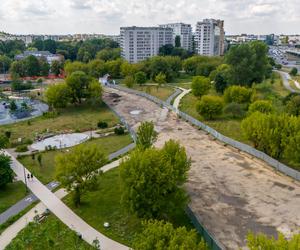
0,0 -> 299,35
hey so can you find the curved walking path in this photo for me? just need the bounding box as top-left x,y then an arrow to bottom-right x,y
276,70 -> 300,93
172,87 -> 191,110
1,151 -> 128,250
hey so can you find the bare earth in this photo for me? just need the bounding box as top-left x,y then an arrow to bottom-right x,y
103,88 -> 300,249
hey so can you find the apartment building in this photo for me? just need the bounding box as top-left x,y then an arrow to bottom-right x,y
195,19 -> 225,56
120,26 -> 173,63
159,23 -> 192,51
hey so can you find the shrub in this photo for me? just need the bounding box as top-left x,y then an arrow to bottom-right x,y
134,71 -> 147,85
196,95 -> 224,120
97,121 -> 108,129
37,78 -> 43,83
248,100 -> 274,114
15,145 -> 29,152
274,64 -> 282,70
224,85 -> 254,104
286,95 -> 300,116
290,67 -> 298,76
223,102 -> 246,118
191,76 -> 211,97
114,126 -> 125,135
124,75 -> 134,88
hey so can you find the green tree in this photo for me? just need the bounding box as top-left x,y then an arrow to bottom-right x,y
183,56 -> 222,76
104,59 -> 123,78
39,58 -> 50,76
87,59 -> 105,78
196,95 -> 224,120
0,154 -> 13,189
247,231 -> 300,249
37,154 -> 42,166
24,55 -> 40,76
224,85 -> 254,104
290,67 -> 298,76
124,75 -> 134,88
65,71 -> 91,103
248,100 -> 274,114
136,121 -> 158,150
10,60 -> 26,77
120,62 -> 140,77
120,140 -> 191,218
191,76 -> 211,98
133,220 -> 207,250
175,35 -> 181,48
50,60 -> 63,76
96,48 -> 121,61
55,144 -> 107,207
87,80 -> 102,104
286,95 -> 300,116
9,100 -> 17,111
0,55 -> 12,73
45,83 -> 71,109
64,61 -> 88,76
155,72 -> 167,87
134,71 -> 147,86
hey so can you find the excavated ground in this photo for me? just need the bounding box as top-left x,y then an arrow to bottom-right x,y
103,88 -> 300,249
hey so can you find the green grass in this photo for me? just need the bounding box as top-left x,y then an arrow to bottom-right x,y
179,93 -> 249,143
0,102 -> 119,143
0,181 -> 27,214
127,85 -> 175,101
5,215 -> 94,250
19,134 -> 133,184
63,168 -> 194,247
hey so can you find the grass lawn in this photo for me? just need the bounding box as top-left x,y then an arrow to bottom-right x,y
179,93 -> 249,143
0,181 -> 27,214
126,84 -> 175,101
63,168 -> 195,247
5,215 -> 94,250
19,134 -> 133,184
0,102 -> 119,143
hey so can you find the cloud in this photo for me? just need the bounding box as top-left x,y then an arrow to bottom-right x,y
0,0 -> 299,35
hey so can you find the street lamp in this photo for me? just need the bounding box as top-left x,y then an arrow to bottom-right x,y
23,165 -> 28,193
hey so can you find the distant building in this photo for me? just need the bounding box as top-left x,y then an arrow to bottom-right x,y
15,51 -> 64,65
120,26 -> 173,63
195,19 -> 225,56
159,23 -> 193,51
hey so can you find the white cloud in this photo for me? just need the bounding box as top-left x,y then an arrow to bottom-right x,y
0,0 -> 299,35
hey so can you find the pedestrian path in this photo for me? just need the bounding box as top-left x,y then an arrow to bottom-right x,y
3,151 -> 128,250
173,87 -> 191,110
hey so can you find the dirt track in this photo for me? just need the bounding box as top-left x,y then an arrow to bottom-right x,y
103,88 -> 300,249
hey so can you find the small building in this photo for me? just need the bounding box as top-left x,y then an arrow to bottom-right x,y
15,51 -> 64,65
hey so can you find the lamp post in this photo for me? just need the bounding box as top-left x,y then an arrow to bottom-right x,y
23,165 -> 28,193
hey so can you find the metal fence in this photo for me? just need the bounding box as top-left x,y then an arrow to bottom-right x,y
109,84 -> 300,182
185,206 -> 224,250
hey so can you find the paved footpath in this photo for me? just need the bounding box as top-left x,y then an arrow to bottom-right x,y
276,70 -> 300,93
0,143 -> 135,227
173,87 -> 191,110
3,151 -> 128,250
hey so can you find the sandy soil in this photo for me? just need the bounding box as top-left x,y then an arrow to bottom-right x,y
103,88 -> 300,249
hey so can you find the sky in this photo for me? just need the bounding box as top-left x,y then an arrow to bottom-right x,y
0,0 -> 299,35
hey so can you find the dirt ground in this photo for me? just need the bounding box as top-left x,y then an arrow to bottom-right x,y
103,88 -> 300,249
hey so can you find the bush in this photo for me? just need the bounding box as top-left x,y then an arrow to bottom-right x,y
114,126 -> 125,135
224,85 -> 254,104
97,121 -> 108,129
290,67 -> 298,76
274,64 -> 282,70
37,78 -> 43,83
124,75 -> 134,88
196,95 -> 224,120
248,100 -> 274,114
223,102 -> 246,118
191,76 -> 211,98
134,71 -> 147,85
286,95 -> 300,116
15,145 -> 29,152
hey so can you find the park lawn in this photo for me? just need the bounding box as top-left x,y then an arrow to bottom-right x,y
179,93 -> 250,144
0,181 -> 27,214
63,168 -> 195,247
0,102 -> 119,143
19,134 -> 133,184
131,85 -> 174,101
5,215 -> 94,250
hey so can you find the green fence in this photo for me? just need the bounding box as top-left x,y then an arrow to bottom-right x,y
185,206 -> 224,250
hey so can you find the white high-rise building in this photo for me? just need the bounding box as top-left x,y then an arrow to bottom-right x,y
195,19 -> 225,56
120,26 -> 173,63
159,23 -> 192,51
